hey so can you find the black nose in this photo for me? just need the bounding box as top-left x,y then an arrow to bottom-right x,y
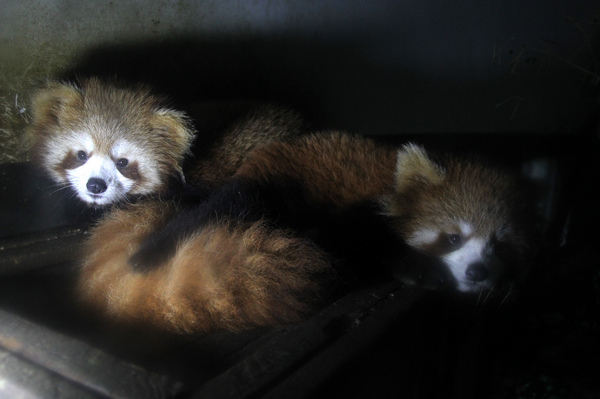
87,178 -> 108,194
465,263 -> 489,282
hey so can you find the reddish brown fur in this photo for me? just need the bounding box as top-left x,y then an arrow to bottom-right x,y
79,201 -> 331,333
188,105 -> 306,187
78,131 -> 534,329
78,132 -> 398,333
236,132 -> 399,208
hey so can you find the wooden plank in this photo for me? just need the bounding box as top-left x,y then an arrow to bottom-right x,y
0,309 -> 182,399
0,228 -> 87,275
0,163 -> 95,240
262,284 -> 426,398
0,347 -> 101,399
191,280 -> 425,398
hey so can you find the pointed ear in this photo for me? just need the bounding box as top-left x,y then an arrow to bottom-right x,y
150,109 -> 195,181
150,109 -> 194,151
380,144 -> 445,217
394,143 -> 445,192
30,82 -> 82,125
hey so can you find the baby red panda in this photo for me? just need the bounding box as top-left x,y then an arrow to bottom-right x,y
28,77 -> 324,333
238,135 -> 536,294
130,132 -> 535,296
27,78 -> 305,206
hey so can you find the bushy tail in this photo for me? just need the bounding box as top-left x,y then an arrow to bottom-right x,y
79,200 -> 331,333
187,105 -> 306,187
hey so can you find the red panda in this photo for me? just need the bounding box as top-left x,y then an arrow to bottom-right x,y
130,132 -> 535,296
27,78 -> 305,206
28,77 -> 325,333
228,134 -> 535,294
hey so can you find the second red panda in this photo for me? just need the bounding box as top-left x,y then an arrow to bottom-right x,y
210,132 -> 536,293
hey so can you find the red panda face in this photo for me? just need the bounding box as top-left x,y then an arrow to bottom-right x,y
404,220 -> 520,293
28,78 -> 194,206
384,144 -> 534,294
52,133 -> 154,206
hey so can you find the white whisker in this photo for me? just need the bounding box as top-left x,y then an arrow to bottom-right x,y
48,183 -> 72,196
497,284 -> 513,309
477,285 -> 485,307
482,284 -> 496,306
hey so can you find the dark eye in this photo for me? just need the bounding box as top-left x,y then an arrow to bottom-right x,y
448,234 -> 462,245
77,150 -> 87,161
116,158 -> 129,168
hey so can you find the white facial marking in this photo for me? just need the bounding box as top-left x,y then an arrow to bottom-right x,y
112,140 -> 137,159
64,137 -> 137,206
407,228 -> 439,247
442,237 -> 487,292
68,155 -> 127,205
459,221 -> 473,237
